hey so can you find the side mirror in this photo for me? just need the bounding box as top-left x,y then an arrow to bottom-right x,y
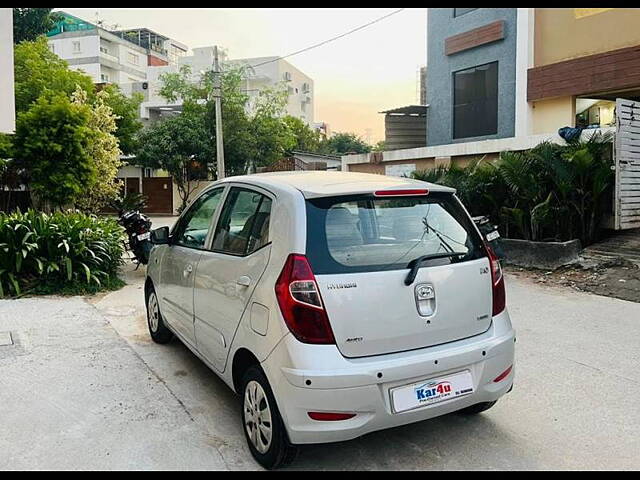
151,226 -> 170,245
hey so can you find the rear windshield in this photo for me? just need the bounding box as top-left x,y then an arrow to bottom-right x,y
305,192 -> 485,274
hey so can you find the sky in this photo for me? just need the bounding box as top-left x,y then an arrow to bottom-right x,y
59,8 -> 428,144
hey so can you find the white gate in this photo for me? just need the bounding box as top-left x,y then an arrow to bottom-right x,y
614,98 -> 640,229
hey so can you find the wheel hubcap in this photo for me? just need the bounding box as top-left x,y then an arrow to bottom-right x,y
148,292 -> 159,333
244,380 -> 272,454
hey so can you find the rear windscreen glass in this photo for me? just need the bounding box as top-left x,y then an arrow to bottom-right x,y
305,193 -> 485,274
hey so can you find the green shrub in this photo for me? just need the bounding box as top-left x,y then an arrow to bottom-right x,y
0,209 -> 125,297
411,132 -> 614,247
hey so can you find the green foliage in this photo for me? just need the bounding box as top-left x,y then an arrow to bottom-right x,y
318,132 -> 372,155
101,84 -> 144,155
135,108 -> 212,212
411,133 -> 614,246
372,140 -> 386,152
13,37 -> 95,114
0,210 -> 125,297
71,87 -> 123,213
283,115 -> 321,153
13,94 -> 97,210
12,8 -> 61,44
109,192 -> 148,214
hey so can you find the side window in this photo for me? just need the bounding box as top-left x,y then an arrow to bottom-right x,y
173,188 -> 224,249
212,188 -> 272,256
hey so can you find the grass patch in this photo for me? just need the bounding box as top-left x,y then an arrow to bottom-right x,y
22,274 -> 126,297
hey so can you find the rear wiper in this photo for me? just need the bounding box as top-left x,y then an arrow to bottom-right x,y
404,252 -> 467,286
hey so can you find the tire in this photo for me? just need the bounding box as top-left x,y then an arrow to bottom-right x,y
241,366 -> 298,469
458,400 -> 497,415
146,285 -> 174,344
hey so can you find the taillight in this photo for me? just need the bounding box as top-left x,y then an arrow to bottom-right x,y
493,365 -> 513,383
275,254 -> 335,344
486,244 -> 506,316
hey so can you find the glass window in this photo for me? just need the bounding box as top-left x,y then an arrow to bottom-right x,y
454,8 -> 477,17
128,52 -> 139,65
72,41 -> 81,53
172,188 -> 224,249
305,193 -> 484,274
453,62 -> 498,139
212,188 -> 272,256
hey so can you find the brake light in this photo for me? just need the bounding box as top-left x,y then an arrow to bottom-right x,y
374,189 -> 429,197
275,254 -> 335,344
308,412 -> 356,421
486,244 -> 506,316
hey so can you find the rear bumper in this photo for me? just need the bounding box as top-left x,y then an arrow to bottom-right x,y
261,309 -> 515,445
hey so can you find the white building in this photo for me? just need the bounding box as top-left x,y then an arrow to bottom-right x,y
138,47 -> 315,125
0,8 -> 15,133
46,12 -> 186,86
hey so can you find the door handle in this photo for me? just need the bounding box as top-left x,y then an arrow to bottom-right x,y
183,264 -> 193,277
236,276 -> 251,287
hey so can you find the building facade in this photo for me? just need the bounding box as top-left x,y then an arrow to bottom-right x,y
0,8 -> 15,134
426,8 -> 520,146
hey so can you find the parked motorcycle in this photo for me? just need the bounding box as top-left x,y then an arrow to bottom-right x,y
118,209 -> 153,265
472,215 -> 505,259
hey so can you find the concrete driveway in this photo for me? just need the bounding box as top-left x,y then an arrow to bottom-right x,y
1,267 -> 639,470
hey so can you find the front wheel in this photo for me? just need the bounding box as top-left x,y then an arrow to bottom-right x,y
241,366 -> 297,469
146,286 -> 173,344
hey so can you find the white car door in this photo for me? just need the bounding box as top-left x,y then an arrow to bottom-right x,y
157,187 -> 225,347
193,185 -> 273,372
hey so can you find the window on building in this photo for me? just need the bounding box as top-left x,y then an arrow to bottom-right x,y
72,41 -> 81,53
453,61 -> 498,139
454,8 -> 478,17
128,52 -> 140,65
100,46 -> 109,55
100,73 -> 110,82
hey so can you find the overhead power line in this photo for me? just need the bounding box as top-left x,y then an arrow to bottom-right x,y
248,8 -> 406,69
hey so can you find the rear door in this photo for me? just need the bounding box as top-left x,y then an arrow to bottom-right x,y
193,186 -> 273,372
305,192 -> 492,358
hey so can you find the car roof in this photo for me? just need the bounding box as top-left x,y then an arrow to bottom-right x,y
221,171 -> 455,198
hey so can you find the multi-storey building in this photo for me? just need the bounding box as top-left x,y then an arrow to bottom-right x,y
0,8 -> 15,134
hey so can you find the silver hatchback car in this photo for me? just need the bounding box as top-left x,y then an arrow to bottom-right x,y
145,171 -> 515,469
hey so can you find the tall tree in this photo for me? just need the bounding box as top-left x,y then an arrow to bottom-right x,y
12,8 -> 61,44
13,95 -> 96,210
135,110 -> 213,213
319,132 -> 372,155
71,87 -> 123,213
283,115 -> 321,153
101,84 -> 144,156
13,37 -> 95,113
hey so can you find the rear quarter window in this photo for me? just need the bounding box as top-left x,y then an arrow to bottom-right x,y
305,192 -> 485,274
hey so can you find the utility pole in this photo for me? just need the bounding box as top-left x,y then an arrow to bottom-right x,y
212,46 -> 225,179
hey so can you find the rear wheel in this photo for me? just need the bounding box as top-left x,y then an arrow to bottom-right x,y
146,285 -> 173,344
458,400 -> 497,415
241,366 -> 297,469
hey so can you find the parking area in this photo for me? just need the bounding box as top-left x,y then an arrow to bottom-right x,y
1,267 -> 639,470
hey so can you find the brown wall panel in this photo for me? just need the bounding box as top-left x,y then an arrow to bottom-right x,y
445,20 -> 505,56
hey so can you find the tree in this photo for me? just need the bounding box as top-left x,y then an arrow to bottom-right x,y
283,116 -> 321,153
135,110 -> 213,213
319,132 -> 372,155
156,65 -> 295,176
13,37 -> 95,114
101,84 -> 143,156
372,140 -> 386,152
12,8 -> 61,44
71,87 -> 123,213
13,95 -> 96,210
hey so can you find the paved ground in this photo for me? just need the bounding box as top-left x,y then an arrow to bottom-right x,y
1,263 -> 639,470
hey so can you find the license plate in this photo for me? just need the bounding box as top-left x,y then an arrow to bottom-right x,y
137,232 -> 150,241
486,230 -> 500,242
390,370 -> 474,413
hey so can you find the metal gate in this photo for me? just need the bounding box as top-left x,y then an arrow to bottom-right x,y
141,177 -> 173,215
614,98 -> 640,229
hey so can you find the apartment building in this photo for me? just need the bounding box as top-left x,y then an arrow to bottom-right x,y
0,8 -> 15,134
46,12 -> 187,85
